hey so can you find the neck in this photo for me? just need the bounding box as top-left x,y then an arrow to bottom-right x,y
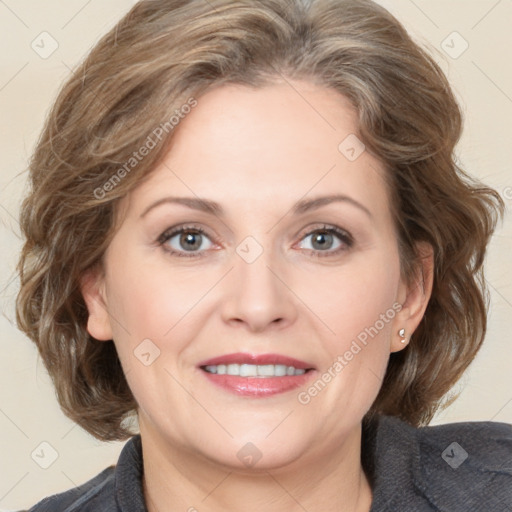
140,421 -> 373,512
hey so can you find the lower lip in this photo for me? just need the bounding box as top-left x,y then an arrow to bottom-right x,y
200,369 -> 316,397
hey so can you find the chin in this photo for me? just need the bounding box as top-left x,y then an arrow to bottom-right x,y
199,441 -> 307,473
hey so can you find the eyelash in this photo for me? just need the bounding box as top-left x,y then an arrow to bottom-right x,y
157,223 -> 354,259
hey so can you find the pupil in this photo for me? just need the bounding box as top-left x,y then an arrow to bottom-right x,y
312,232 -> 332,250
181,231 -> 201,251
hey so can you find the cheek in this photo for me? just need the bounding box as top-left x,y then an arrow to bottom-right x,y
103,263 -> 206,404
103,258 -> 226,386
307,256 -> 400,347
106,257 -> 208,337
303,250 -> 401,413
298,268 -> 400,424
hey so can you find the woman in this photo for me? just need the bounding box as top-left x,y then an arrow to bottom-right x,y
16,0 -> 511,510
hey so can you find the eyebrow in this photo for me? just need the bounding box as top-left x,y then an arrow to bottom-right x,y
140,194 -> 372,219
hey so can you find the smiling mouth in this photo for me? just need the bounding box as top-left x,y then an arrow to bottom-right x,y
197,353 -> 316,397
201,363 -> 312,377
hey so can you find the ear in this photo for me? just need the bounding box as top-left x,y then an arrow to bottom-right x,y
79,265 -> 113,341
391,241 -> 434,353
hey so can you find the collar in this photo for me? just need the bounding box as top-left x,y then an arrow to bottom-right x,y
115,433 -> 147,511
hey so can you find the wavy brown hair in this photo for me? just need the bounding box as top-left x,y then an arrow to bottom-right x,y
16,0 -> 504,441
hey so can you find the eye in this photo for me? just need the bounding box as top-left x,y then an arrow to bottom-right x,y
297,225 -> 353,257
158,225 -> 215,257
157,223 -> 353,259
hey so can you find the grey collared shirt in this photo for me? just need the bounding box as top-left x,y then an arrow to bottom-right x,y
27,414 -> 512,511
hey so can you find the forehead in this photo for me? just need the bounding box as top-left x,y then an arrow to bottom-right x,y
122,80 -> 390,221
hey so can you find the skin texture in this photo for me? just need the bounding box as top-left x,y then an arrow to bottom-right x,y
81,79 -> 433,512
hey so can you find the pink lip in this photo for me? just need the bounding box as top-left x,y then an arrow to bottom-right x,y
197,352 -> 314,370
197,352 -> 316,397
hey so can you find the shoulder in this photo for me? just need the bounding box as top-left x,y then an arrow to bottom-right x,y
417,416 -> 512,464
26,435 -> 144,512
27,466 -> 116,512
378,415 -> 512,511
365,415 -> 512,511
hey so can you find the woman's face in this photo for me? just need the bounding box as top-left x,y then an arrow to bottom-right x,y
83,80 -> 422,470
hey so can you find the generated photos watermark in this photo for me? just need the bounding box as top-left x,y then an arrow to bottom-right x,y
93,97 -> 198,200
297,302 -> 403,405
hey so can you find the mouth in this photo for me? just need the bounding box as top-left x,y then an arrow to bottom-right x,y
197,352 -> 316,397
202,363 -> 309,377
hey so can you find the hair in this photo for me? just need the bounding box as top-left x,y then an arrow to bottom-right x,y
16,0 -> 504,442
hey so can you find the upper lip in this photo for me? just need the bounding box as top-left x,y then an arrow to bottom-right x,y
198,352 -> 315,370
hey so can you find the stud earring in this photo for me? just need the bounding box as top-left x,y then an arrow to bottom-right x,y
399,328 -> 407,344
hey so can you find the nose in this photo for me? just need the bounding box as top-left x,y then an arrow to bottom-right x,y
220,245 -> 298,333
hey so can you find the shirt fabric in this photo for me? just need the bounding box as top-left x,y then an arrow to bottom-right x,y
27,414 -> 512,511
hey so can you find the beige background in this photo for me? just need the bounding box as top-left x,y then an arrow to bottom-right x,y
0,0 -> 511,510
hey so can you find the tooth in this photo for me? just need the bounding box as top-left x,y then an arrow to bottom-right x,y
257,364 -> 275,376
240,364 -> 258,377
275,364 -> 287,377
204,363 -> 308,377
227,364 -> 240,376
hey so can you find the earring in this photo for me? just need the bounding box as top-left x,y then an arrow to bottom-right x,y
398,328 -> 407,344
